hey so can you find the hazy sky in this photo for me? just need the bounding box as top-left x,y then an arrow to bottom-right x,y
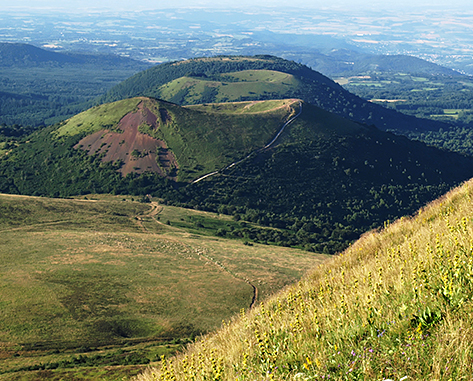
2,0 -> 472,11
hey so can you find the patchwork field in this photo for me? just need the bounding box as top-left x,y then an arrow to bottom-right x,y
0,193 -> 328,379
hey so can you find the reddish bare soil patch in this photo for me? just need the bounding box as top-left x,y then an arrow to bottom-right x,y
75,102 -> 178,178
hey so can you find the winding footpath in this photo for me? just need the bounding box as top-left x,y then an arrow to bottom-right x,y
192,101 -> 303,184
136,203 -> 259,309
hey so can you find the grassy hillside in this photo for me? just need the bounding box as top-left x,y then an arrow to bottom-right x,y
100,56 -> 339,104
136,177 -> 473,380
157,70 -> 303,105
177,102 -> 473,253
2,98 -> 473,253
0,97 -> 297,195
54,97 -> 143,137
101,55 -> 448,133
0,193 -> 326,380
56,97 -> 297,181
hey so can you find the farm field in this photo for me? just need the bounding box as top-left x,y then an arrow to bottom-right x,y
0,193 -> 328,380
334,72 -> 473,127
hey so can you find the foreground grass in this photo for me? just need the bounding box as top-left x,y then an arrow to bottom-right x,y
0,193 -> 325,379
136,178 -> 473,380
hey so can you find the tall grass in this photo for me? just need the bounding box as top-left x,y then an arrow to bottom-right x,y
136,179 -> 473,380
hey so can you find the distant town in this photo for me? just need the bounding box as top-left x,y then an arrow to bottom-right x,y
1,6 -> 473,74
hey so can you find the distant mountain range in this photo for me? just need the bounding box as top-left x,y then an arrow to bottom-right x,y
0,43 -> 151,126
0,42 -> 148,68
294,49 -> 463,77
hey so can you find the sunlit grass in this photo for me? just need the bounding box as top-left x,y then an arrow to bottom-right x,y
0,193 -> 324,379
136,179 -> 473,380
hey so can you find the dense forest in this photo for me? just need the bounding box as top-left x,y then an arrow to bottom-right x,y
167,124 -> 473,253
0,43 -> 151,126
396,127 -> 473,158
2,108 -> 472,253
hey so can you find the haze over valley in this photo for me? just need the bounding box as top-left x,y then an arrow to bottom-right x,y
2,2 -> 473,380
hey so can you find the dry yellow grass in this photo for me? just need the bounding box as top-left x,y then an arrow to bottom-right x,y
135,179 -> 473,380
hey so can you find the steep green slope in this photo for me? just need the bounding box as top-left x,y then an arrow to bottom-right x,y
175,102 -> 473,253
136,177 -> 473,381
1,98 -> 472,253
101,55 -> 448,133
56,97 -> 297,181
0,97 -> 298,195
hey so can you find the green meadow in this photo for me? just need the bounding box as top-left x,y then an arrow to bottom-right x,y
0,193 -> 327,379
137,179 -> 473,381
157,70 -> 302,105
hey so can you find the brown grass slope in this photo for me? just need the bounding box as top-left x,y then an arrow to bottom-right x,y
136,178 -> 473,380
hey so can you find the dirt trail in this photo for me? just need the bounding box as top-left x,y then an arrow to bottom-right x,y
133,201 -> 163,232
249,283 -> 259,309
181,242 -> 260,310
142,202 -> 162,218
133,204 -> 259,309
192,100 -> 303,184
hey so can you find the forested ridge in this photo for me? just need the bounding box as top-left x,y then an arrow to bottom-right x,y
100,55 -> 339,103
2,100 -> 472,253
168,116 -> 473,253
0,43 -> 151,127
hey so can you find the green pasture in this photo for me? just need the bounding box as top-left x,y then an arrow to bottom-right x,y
157,70 -> 301,105
0,193 -> 327,379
